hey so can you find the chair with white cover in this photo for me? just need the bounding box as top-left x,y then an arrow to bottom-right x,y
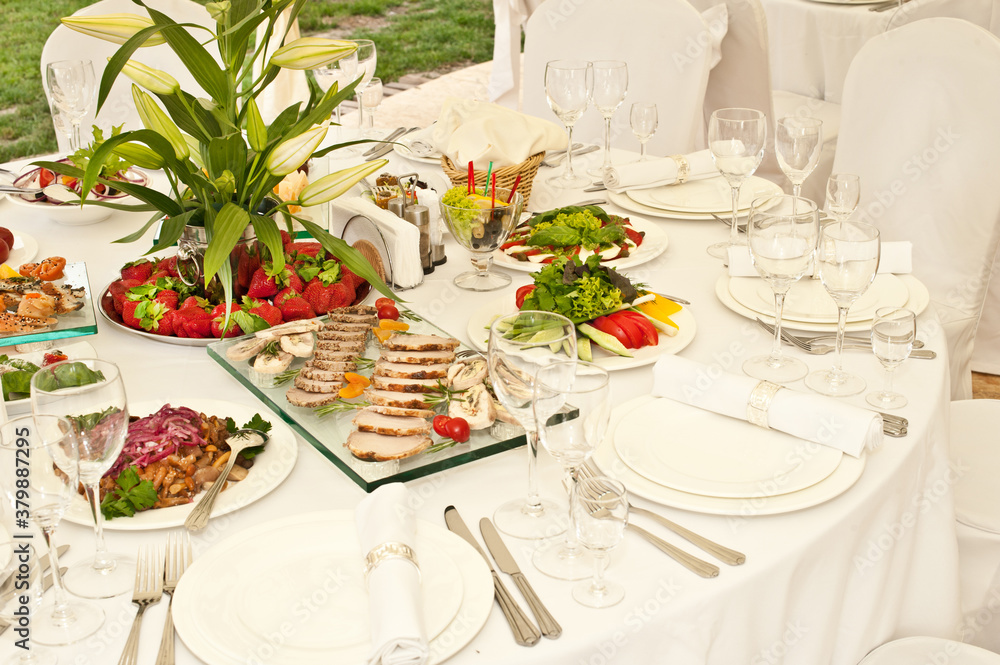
41,0 -> 217,153
521,0 -> 716,156
833,18 -> 1000,400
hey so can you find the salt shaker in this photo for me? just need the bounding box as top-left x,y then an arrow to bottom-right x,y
416,187 -> 447,266
403,204 -> 434,274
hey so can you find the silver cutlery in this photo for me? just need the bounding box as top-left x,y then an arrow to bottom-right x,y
480,518 -> 561,639
583,184 -> 607,193
185,428 -> 269,531
118,545 -> 164,665
0,568 -> 66,637
754,317 -> 925,349
362,126 -> 408,157
542,144 -> 598,168
652,292 -> 691,306
754,318 -> 933,357
0,544 -> 69,604
711,212 -> 746,233
365,127 -> 420,161
444,506 -> 540,646
872,0 -> 912,12
155,533 -> 192,665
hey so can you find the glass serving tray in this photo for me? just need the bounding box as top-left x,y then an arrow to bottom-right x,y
0,262 -> 98,346
206,313 -> 525,491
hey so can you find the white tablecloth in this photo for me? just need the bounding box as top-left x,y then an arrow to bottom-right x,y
0,146 -> 963,664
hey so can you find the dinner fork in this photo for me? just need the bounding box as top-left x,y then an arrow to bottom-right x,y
118,546 -> 164,665
156,533 -> 193,665
754,318 -> 934,358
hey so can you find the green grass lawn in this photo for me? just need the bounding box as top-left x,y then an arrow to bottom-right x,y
0,0 -> 494,162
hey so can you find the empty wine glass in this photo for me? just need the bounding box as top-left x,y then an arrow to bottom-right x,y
826,174 -> 861,223
587,61 -> 628,178
572,476 -> 628,608
354,39 -> 377,131
866,307 -> 915,409
531,361 -> 611,581
0,544 -> 57,664
775,117 -> 823,198
361,77 -> 383,138
489,311 -> 577,539
312,49 -> 358,148
629,103 -> 657,161
707,108 -> 767,259
545,60 -> 593,189
806,222 -> 881,396
743,195 -> 820,383
44,60 -> 96,151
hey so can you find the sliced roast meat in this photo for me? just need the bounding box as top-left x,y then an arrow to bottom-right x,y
383,334 -> 461,351
286,387 -> 341,408
309,359 -> 357,372
373,361 -> 451,380
294,374 -> 342,393
317,329 -> 369,342
280,332 -> 315,357
371,375 -> 442,393
366,405 -> 437,419
379,349 -> 456,365
300,365 -> 347,383
316,340 -> 366,354
322,320 -> 372,333
365,389 -> 433,409
313,348 -> 362,362
225,336 -> 268,362
347,431 -> 431,461
353,410 -> 431,436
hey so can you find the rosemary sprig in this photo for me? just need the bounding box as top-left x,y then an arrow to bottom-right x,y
422,380 -> 467,408
424,438 -> 462,454
314,399 -> 370,417
401,309 -> 423,323
272,367 -> 300,386
354,356 -> 375,370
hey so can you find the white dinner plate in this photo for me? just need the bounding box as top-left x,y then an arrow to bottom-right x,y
728,274 -> 911,325
593,395 -> 866,515
614,398 -> 843,498
393,142 -> 441,164
716,273 -> 930,333
493,215 -> 669,273
608,190 -> 746,221
4,340 -> 97,415
8,231 -> 38,267
859,637 -> 1000,665
466,293 -> 696,371
63,398 -> 297,530
173,510 -> 493,665
628,175 -> 783,214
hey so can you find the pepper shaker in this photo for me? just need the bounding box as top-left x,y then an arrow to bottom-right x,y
403,204 -> 434,274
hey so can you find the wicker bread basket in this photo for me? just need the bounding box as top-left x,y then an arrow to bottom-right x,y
440,151 -> 545,206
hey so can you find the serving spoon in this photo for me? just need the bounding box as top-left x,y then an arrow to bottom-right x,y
0,183 -> 80,203
184,428 -> 269,531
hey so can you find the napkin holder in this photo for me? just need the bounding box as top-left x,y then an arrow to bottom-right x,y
440,151 -> 544,205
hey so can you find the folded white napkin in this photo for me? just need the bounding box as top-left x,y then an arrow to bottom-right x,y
355,483 -> 428,665
329,197 -> 424,289
432,98 -> 567,168
727,241 -> 913,278
603,150 -> 717,193
651,355 -> 882,457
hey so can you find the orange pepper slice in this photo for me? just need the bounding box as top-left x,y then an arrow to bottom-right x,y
372,327 -> 394,344
379,319 -> 410,331
338,382 -> 365,399
344,372 -> 370,387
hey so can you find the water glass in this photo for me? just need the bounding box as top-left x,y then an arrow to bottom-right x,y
312,50 -> 358,147
572,477 -> 628,608
866,307 -> 915,409
44,60 -> 96,151
629,103 -> 657,161
775,117 -> 823,199
826,174 -> 861,223
354,39 -> 377,131
361,77 -> 383,137
587,61 -> 628,178
707,108 -> 767,259
545,60 -> 593,189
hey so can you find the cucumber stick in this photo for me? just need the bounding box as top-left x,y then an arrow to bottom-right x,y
577,323 -> 633,358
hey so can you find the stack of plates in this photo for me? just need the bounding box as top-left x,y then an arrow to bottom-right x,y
608,175 -> 783,220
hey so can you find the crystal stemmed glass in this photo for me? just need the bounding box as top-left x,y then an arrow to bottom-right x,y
312,49 -> 359,148
531,361 -> 611,580
361,77 -> 383,138
775,117 -> 823,199
354,39 -> 377,132
826,174 -> 861,223
0,543 -> 58,664
44,60 -> 96,152
571,476 -> 628,608
742,195 -> 820,383
629,103 -> 657,162
587,61 -> 628,178
439,188 -> 524,291
489,311 -> 577,539
866,307 -> 915,409
545,60 -> 593,189
31,359 -> 134,598
806,222 -> 881,396
707,108 -> 767,259
0,415 -> 104,645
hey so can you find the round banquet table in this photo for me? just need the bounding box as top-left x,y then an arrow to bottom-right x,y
0,146 -> 963,665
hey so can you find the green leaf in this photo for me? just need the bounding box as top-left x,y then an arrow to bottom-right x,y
147,210 -> 198,254
203,203 -> 250,285
527,225 -> 583,248
246,97 -> 267,152
158,91 -> 221,144
249,213 -> 285,272
298,219 -> 396,301
207,135 -> 248,186
115,211 -> 171,245
97,24 -> 167,113
232,309 -> 269,334
117,466 -> 141,492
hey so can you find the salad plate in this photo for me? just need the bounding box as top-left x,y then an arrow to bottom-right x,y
607,190 -> 746,221
393,142 -> 441,164
2,340 -> 97,415
62,398 -> 297,530
6,163 -> 151,226
8,231 -> 38,267
628,175 -> 782,214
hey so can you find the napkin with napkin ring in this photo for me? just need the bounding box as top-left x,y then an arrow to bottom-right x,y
330,196 -> 424,290
603,149 -> 718,193
727,241 -> 913,278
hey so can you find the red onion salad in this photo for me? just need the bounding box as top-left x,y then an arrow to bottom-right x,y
12,159 -> 149,205
106,405 -> 207,478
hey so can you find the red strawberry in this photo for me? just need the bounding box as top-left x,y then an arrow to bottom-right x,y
284,241 -> 324,259
109,279 -> 142,315
328,281 -> 354,309
143,270 -> 170,286
278,295 -> 315,322
273,287 -> 297,308
302,279 -> 334,315
279,230 -> 292,247
121,300 -> 145,329
156,256 -> 179,278
246,267 -> 277,299
285,270 -> 304,293
179,296 -> 209,311
150,310 -> 176,336
340,266 -> 365,292
120,259 -> 153,283
210,304 -> 243,339
154,289 -> 179,310
243,298 -> 283,327
174,307 -> 213,338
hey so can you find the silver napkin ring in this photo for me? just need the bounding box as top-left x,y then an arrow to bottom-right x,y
747,380 -> 782,429
669,154 -> 691,184
364,542 -> 419,582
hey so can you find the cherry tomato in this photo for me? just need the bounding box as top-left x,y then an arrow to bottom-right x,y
375,297 -> 396,309
432,415 -> 452,437
377,304 -> 400,320
515,285 -> 536,309
444,417 -> 471,443
37,169 -> 55,188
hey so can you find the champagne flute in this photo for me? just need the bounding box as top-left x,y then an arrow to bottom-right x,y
531,361 -> 611,580
354,40 -> 377,133
0,415 -> 104,645
775,117 -> 823,199
361,77 -> 383,138
312,50 -> 358,148
826,174 -> 861,223
742,195 -> 820,383
629,103 -> 657,161
31,359 -> 134,598
545,60 -> 593,189
806,222 -> 881,396
44,60 -> 96,152
489,311 -> 577,539
866,307 -> 915,409
571,476 -> 628,608
707,108 -> 767,259
587,61 -> 628,178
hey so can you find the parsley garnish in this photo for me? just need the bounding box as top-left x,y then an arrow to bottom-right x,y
100,466 -> 157,520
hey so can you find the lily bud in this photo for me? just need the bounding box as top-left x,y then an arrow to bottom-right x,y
120,59 -> 179,95
132,85 -> 189,161
214,170 -> 236,199
61,14 -> 166,47
299,159 -> 387,206
245,97 -> 267,152
112,142 -> 165,170
204,1 -> 231,23
268,38 -> 358,70
266,124 -> 328,177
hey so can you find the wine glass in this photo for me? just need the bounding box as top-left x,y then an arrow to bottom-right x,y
707,108 -> 767,259
805,222 -> 881,396
439,188 -> 524,291
587,61 -> 628,178
361,77 -> 383,138
489,311 -> 577,539
866,307 -> 915,409
775,117 -> 823,199
0,543 -> 58,664
312,49 -> 358,147
531,361 -> 611,580
0,415 -> 104,645
629,103 -> 657,162
571,476 -> 628,608
742,195 -> 820,383
354,40 -> 377,132
31,359 -> 134,598
826,174 -> 861,223
545,60 -> 593,189
44,60 -> 96,152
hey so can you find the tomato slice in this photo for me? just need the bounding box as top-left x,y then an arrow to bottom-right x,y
433,415 -> 452,437
607,312 -> 645,348
592,315 -> 633,349
515,284 -> 536,309
613,311 -> 658,346
38,168 -> 55,188
624,227 -> 644,247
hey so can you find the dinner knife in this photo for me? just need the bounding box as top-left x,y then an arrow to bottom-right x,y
365,127 -> 419,161
443,506 -> 540,646
479,518 -> 561,639
0,567 -> 66,637
362,126 -> 407,157
0,544 -> 68,605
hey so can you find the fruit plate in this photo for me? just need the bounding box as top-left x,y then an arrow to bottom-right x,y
206,309 -> 527,492
0,261 -> 98,347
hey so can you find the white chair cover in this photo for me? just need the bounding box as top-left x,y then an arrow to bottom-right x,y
489,0 -> 543,109
833,18 -> 1000,400
41,0 -> 218,153
521,0 -> 714,155
973,274 -> 1000,374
